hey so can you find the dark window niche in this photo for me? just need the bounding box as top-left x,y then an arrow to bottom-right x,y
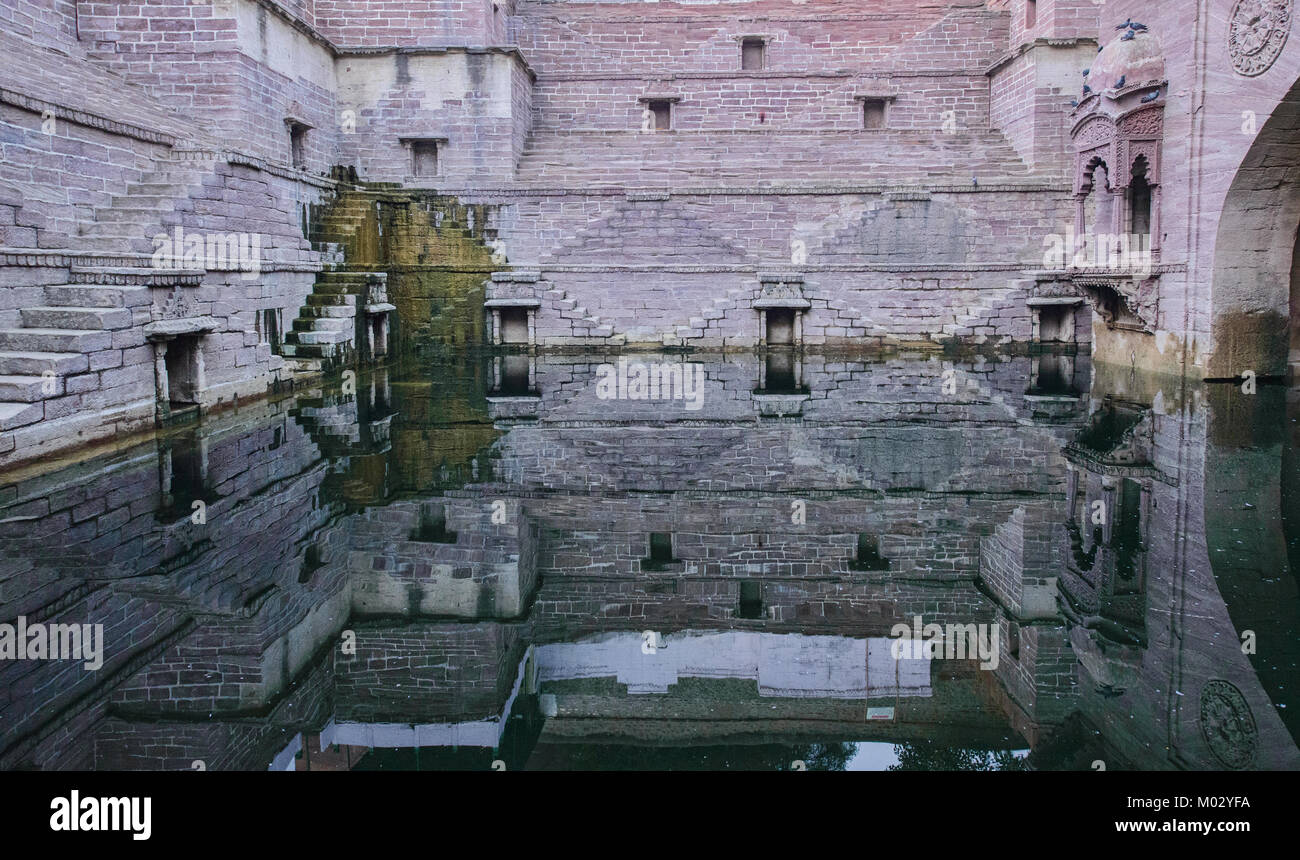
288,122 -> 309,169
1129,166 -> 1152,236
766,307 -> 796,345
741,38 -> 765,71
410,504 -> 458,543
499,307 -> 530,345
849,533 -> 890,571
649,100 -> 672,131
738,581 -> 764,619
412,140 -> 439,177
261,308 -> 282,351
642,532 -> 679,570
862,99 -> 887,130
300,543 -> 325,583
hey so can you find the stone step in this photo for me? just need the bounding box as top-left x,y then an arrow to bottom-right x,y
0,351 -> 88,375
125,182 -> 192,196
300,305 -> 354,319
280,342 -> 332,358
306,293 -> 354,307
0,401 -> 44,431
317,272 -> 372,283
0,328 -> 112,353
75,235 -> 157,254
45,284 -> 151,308
292,316 -> 351,333
0,374 -> 61,401
287,329 -> 349,345
20,306 -> 132,330
95,198 -> 179,217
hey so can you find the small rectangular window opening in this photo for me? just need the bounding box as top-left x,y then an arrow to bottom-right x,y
499,307 -> 530,344
863,99 -> 887,130
851,533 -> 889,571
288,122 -> 309,169
412,140 -> 439,177
766,308 -> 796,346
261,308 -> 282,350
741,38 -> 765,71
649,100 -> 671,131
649,532 -> 673,562
738,581 -> 764,619
411,503 -> 458,543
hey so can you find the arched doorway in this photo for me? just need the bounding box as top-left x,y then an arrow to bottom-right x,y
1208,74 -> 1300,379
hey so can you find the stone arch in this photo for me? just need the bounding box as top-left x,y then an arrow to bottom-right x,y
1208,72 -> 1300,379
1079,157 -> 1114,238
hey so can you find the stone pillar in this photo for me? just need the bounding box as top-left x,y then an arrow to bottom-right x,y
153,339 -> 170,423
1100,477 -> 1118,544
491,309 -> 502,346
194,338 -> 206,396
758,310 -> 767,347
1150,185 -> 1161,260
1065,465 -> 1079,522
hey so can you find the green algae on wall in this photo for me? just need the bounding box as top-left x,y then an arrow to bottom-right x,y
303,187 -> 501,358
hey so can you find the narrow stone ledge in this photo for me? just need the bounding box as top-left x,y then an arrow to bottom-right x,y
0,87 -> 178,146
143,317 -> 220,339
491,270 -> 541,282
625,191 -> 672,202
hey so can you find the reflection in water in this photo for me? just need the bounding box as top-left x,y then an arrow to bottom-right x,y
0,351 -> 1297,771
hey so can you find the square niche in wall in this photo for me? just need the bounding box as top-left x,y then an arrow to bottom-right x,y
401,137 -> 448,179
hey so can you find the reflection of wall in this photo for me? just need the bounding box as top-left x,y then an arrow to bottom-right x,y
535,631 -> 932,697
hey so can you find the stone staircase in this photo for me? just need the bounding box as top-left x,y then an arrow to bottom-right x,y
0,268 -> 161,433
282,270 -> 368,363
516,129 -> 1041,187
76,155 -> 219,255
540,284 -> 618,343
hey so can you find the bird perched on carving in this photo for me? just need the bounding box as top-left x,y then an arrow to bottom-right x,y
1115,19 -> 1147,31
1114,75 -> 1126,89
1069,99 -> 1079,107
972,177 -> 978,187
1083,68 -> 1090,76
1121,29 -> 1135,41
1082,84 -> 1092,95
1140,90 -> 1160,103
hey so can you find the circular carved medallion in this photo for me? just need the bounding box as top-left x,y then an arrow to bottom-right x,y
1200,680 -> 1258,768
1228,0 -> 1292,76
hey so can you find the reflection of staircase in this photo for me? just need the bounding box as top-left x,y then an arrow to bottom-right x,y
292,390 -> 362,454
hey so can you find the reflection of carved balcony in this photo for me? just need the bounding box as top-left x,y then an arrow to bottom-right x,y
1058,405 -> 1153,655
1063,399 -> 1159,477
